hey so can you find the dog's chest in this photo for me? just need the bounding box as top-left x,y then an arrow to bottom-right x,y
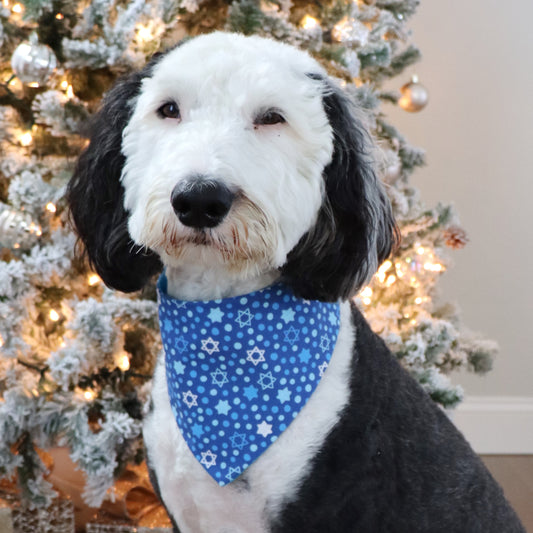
143,302 -> 354,533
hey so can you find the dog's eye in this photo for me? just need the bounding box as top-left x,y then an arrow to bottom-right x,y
254,109 -> 286,126
157,101 -> 181,120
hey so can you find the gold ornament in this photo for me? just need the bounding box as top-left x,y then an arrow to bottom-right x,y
398,75 -> 429,112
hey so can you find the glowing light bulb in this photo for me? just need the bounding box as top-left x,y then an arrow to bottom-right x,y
19,132 -> 33,146
84,390 -> 96,401
415,297 -> 423,305
360,286 -> 373,298
87,274 -> 101,286
0,334 -> 4,347
417,246 -> 425,255
301,14 -> 319,30
55,12 -> 64,20
385,275 -> 396,287
66,84 -> 74,99
116,353 -> 131,371
49,309 -> 60,322
46,202 -> 57,213
12,3 -> 22,13
136,24 -> 153,43
60,80 -> 69,90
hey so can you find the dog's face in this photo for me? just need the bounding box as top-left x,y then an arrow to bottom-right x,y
68,32 -> 397,301
121,33 -> 333,274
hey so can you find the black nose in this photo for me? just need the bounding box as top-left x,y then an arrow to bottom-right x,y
171,179 -> 235,229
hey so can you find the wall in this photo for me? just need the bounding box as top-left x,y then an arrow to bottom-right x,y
384,0 -> 533,403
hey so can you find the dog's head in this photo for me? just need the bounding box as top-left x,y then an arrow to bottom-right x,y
68,32 -> 397,301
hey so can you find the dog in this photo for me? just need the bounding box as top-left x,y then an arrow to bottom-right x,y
67,32 -> 524,533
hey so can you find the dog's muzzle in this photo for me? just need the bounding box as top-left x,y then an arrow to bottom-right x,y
171,177 -> 235,229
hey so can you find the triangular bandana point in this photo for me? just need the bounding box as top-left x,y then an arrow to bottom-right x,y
157,276 -> 340,486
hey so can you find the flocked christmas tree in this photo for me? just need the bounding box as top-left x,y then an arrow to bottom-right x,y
0,0 -> 497,528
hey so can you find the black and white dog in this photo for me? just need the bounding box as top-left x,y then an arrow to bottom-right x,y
68,33 -> 524,533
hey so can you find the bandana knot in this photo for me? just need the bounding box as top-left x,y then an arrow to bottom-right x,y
157,275 -> 340,486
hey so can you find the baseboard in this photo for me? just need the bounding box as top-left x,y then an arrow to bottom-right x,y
452,396 -> 533,454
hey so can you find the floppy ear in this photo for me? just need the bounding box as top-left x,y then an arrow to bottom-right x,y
67,56 -> 164,292
281,77 -> 399,302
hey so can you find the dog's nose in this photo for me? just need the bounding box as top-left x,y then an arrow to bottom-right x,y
171,180 -> 234,229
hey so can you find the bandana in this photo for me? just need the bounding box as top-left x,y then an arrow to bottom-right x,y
157,274 -> 340,486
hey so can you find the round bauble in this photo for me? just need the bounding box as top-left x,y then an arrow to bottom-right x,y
398,76 -> 429,112
11,33 -> 57,87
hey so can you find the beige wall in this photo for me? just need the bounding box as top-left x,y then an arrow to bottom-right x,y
384,0 -> 533,397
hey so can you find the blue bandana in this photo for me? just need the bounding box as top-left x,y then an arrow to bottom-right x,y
157,275 -> 340,486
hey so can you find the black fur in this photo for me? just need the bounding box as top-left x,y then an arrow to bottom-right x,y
67,55 -> 165,292
281,76 -> 399,302
270,304 -> 525,532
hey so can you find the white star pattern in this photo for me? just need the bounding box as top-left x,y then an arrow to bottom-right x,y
246,346 -> 266,366
235,309 -> 253,327
211,368 -> 229,387
256,421 -> 273,437
182,390 -> 198,408
201,337 -> 219,355
318,361 -> 329,377
226,466 -> 242,481
319,334 -> 331,351
258,371 -> 276,390
200,450 -> 217,469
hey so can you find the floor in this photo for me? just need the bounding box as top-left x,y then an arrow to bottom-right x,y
481,455 -> 533,531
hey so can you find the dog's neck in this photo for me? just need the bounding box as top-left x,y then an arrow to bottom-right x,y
165,265 -> 280,301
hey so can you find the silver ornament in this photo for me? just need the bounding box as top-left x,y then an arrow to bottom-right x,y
11,33 -> 57,87
0,202 -> 42,251
398,75 -> 429,112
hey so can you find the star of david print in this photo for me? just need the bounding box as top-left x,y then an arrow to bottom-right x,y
158,278 -> 340,486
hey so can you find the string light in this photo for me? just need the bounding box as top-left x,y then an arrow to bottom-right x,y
87,273 -> 101,286
11,3 -> 22,13
46,202 -> 57,213
49,309 -> 60,322
0,334 -> 4,347
300,14 -> 319,30
19,132 -> 33,147
376,260 -> 392,283
60,80 -> 69,90
385,275 -> 396,287
83,390 -> 96,401
55,13 -> 64,20
116,352 -> 131,371
360,286 -> 373,305
423,262 -> 444,273
136,23 -> 153,44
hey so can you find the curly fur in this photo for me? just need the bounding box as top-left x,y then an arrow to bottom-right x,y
68,32 -> 524,533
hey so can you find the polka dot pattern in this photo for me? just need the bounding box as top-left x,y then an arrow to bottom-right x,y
157,275 -> 340,486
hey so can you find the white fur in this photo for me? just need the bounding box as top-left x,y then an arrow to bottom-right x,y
120,33 -> 334,297
121,32 -> 356,532
143,302 -> 354,533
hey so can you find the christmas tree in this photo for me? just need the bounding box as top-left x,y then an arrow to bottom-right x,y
0,0 -> 497,528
